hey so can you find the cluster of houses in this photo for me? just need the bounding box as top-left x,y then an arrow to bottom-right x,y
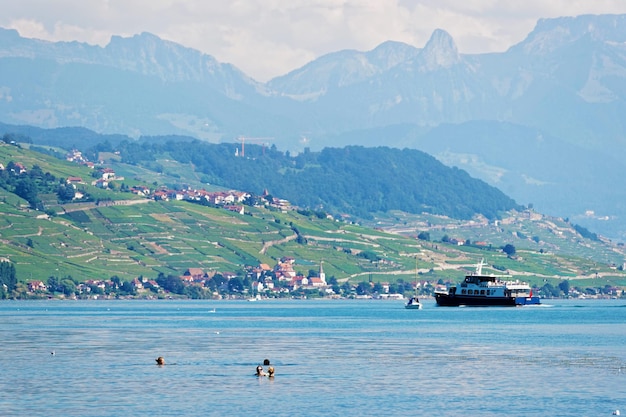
172,256 -> 331,296
65,149 -> 291,213
0,161 -> 27,174
26,277 -> 159,296
250,257 -> 329,293
150,188 -> 251,215
65,149 -> 95,168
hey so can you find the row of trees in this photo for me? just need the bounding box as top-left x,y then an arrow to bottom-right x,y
0,261 -> 17,299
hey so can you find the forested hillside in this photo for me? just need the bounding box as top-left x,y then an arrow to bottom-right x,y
108,138 -> 521,220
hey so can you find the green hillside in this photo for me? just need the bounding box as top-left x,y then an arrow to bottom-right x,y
1,140 -> 626,299
111,139 -> 521,220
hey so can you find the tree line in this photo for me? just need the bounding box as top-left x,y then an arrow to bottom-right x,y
0,261 -> 17,299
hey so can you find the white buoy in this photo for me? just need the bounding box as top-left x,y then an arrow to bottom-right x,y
613,410 -> 620,416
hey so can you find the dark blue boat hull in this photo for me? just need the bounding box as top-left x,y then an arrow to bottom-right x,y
435,293 -> 541,307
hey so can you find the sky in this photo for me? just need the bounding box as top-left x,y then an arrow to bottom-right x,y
2,1 -> 626,82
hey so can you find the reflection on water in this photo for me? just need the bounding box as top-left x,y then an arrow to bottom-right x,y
0,299 -> 624,417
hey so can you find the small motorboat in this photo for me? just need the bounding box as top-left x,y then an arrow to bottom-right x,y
405,296 -> 422,309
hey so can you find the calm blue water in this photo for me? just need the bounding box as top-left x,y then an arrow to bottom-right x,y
0,299 -> 624,417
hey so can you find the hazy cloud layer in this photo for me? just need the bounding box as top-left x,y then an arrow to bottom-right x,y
2,1 -> 626,81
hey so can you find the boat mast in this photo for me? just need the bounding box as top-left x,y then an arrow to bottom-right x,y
414,256 -> 418,298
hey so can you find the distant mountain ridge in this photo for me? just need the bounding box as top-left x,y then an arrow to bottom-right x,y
1,14 -> 626,239
267,40 -> 422,99
0,28 -> 259,91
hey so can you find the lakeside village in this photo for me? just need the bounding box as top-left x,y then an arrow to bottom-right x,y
2,147 -> 624,300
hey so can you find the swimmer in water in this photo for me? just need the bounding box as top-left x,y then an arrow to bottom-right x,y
155,356 -> 165,366
263,359 -> 275,377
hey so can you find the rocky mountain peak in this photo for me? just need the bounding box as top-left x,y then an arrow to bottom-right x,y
103,32 -> 245,86
420,29 -> 460,70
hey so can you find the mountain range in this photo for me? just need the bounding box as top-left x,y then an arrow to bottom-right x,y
1,14 -> 625,239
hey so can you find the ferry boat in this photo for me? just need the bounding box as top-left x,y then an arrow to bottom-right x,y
434,259 -> 540,307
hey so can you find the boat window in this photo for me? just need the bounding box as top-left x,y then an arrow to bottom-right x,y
461,289 -> 466,295
480,290 -> 485,295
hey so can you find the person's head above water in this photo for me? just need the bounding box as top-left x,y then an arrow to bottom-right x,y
155,356 -> 165,365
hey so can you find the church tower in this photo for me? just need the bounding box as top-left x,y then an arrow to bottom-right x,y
319,261 -> 326,285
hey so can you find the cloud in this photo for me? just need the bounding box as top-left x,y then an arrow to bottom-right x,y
2,0 -> 626,81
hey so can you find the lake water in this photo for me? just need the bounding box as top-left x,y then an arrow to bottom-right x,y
0,299 -> 624,417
